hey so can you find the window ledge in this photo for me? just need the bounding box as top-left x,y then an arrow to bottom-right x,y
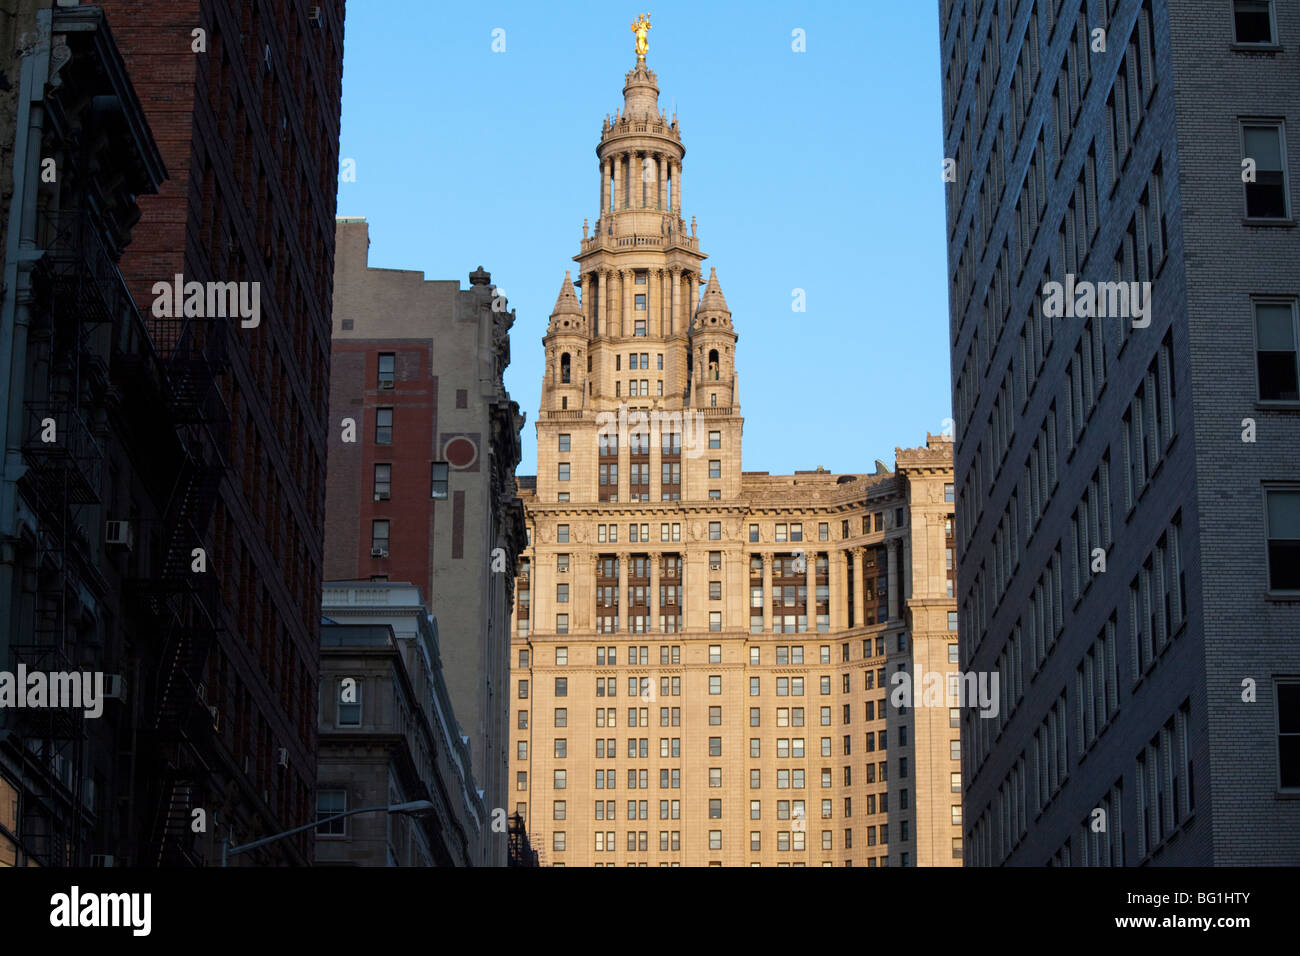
1264,590 -> 1300,603
1256,400 -> 1300,412
1242,217 -> 1297,228
1231,42 -> 1283,53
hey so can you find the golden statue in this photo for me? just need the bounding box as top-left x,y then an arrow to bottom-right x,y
631,13 -> 651,60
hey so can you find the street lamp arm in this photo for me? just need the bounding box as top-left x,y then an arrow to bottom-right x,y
224,804 -> 390,861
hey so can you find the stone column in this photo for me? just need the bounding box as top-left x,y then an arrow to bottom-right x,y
621,269 -> 632,339
852,547 -> 865,630
761,552 -> 774,633
658,153 -> 667,209
624,151 -> 634,209
602,157 -> 611,213
612,155 -> 622,211
804,548 -> 817,635
829,548 -> 845,632
603,269 -> 613,340
672,160 -> 682,212
669,268 -> 680,337
887,539 -> 900,622
618,551 -> 629,635
599,268 -> 610,339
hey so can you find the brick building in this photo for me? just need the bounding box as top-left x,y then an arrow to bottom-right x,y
508,29 -> 963,866
91,0 -> 345,864
941,0 -> 1300,864
0,1 -> 176,867
325,218 -> 528,866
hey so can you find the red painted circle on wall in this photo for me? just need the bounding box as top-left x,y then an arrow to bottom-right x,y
444,436 -> 478,469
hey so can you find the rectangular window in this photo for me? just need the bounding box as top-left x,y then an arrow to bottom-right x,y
338,679 -> 362,726
373,463 -> 391,499
1256,301 -> 1300,402
1234,0 -> 1276,44
375,407 -> 393,444
1279,680 -> 1300,790
558,433 -> 570,451
1243,122 -> 1289,219
1265,487 -> 1300,591
377,352 -> 396,388
430,462 -> 449,499
317,790 -> 348,835
370,521 -> 389,554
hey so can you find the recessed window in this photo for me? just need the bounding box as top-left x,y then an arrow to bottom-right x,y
337,679 -> 362,726
709,611 -> 722,632
556,614 -> 569,634
558,463 -> 570,482
377,352 -> 395,388
370,520 -> 389,554
373,463 -> 391,499
1256,301 -> 1300,401
944,483 -> 955,503
375,407 -> 393,444
1265,487 -> 1300,591
556,646 -> 568,665
1234,0 -> 1275,44
1243,123 -> 1289,219
558,433 -> 570,451
709,431 -> 721,449
430,462 -> 449,499
1278,680 -> 1300,790
317,789 -> 347,835
557,524 -> 570,543
557,583 -> 569,604
709,522 -> 721,540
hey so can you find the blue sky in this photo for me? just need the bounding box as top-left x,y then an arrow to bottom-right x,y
337,1 -> 951,476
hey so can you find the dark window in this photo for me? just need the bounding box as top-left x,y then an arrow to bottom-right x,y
377,353 -> 395,388
375,407 -> 393,444
1234,0 -> 1274,44
1257,303 -> 1299,401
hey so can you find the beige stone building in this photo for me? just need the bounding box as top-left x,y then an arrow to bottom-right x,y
509,39 -> 961,866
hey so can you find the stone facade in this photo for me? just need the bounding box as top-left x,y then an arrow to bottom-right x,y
318,583 -> 485,867
508,48 -> 961,866
942,0 -> 1300,865
326,219 -> 527,865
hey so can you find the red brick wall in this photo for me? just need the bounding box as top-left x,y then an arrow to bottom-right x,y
325,341 -> 439,601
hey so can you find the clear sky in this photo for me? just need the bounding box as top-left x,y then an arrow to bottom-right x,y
337,1 -> 951,476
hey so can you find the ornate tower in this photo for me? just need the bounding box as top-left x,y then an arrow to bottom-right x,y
536,36 -> 743,506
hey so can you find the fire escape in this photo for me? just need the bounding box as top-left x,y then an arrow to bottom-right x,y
116,262 -> 230,867
507,812 -> 539,867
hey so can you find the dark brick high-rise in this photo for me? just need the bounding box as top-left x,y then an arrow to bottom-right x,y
99,0 -> 345,864
942,0 -> 1300,865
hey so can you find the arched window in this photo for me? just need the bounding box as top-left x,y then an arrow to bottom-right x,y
708,348 -> 720,381
560,352 -> 571,384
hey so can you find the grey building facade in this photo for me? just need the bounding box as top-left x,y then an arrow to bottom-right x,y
941,0 -> 1300,865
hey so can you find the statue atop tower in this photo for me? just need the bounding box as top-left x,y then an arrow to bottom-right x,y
631,13 -> 651,61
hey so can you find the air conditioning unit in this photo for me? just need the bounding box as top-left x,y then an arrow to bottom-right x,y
277,747 -> 289,769
370,547 -> 388,558
308,5 -> 323,28
104,520 -> 133,551
379,379 -> 395,390
709,562 -> 721,571
104,675 -> 127,702
374,491 -> 390,501
90,854 -> 115,868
